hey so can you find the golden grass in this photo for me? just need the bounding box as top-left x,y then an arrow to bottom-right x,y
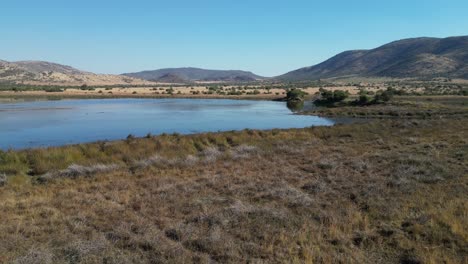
0,117 -> 467,263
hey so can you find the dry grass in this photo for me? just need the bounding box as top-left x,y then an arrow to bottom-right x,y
0,117 -> 467,263
308,95 -> 468,119
0,173 -> 6,186
39,163 -> 120,182
0,85 -> 362,100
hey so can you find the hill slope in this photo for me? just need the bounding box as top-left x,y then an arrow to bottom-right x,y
13,60 -> 89,75
123,67 -> 265,82
278,36 -> 468,80
0,60 -> 149,86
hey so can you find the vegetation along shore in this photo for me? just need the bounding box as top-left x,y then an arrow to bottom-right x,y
0,92 -> 466,263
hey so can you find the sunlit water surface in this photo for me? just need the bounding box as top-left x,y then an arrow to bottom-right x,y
0,98 -> 336,149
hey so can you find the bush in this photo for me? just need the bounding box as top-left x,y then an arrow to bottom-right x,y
44,87 -> 64,93
353,88 -> 394,106
315,88 -> 349,105
373,90 -> 393,103
286,89 -> 307,101
79,84 -> 94,91
333,90 -> 348,101
386,87 -> 406,95
356,95 -> 370,105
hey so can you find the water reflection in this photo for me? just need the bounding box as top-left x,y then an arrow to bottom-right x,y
286,100 -> 305,112
0,98 -> 335,149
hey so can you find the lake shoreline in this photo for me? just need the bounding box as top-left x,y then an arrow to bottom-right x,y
0,85 -> 366,101
1,95 -> 467,263
0,91 -> 286,101
0,98 -> 335,150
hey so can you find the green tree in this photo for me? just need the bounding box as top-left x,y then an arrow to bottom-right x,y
373,90 -> 392,103
332,90 -> 348,102
357,95 -> 370,105
318,88 -> 348,103
286,89 -> 307,101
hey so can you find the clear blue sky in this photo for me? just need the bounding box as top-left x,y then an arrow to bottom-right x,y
1,0 -> 467,77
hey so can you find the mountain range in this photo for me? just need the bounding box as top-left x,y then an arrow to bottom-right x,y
122,68 -> 265,82
1,36 -> 467,85
278,36 -> 468,80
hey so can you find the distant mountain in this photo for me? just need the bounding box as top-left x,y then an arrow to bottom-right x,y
0,60 -> 149,86
278,36 -> 468,80
123,67 -> 265,82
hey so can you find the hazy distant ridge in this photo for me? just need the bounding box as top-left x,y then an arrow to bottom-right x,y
123,67 -> 265,82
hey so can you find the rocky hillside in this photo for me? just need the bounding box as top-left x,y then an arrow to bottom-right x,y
0,60 -> 149,86
278,36 -> 468,80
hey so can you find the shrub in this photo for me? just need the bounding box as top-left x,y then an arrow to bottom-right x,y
386,87 -> 406,95
319,88 -> 333,100
286,89 -> 307,101
79,84 -> 94,91
315,88 -> 349,105
356,95 -> 370,105
358,89 -> 369,96
373,90 -> 393,103
44,87 -> 64,93
332,90 -> 348,101
166,88 -> 174,95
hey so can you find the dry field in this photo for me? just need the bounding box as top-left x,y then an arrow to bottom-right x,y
0,86 -> 366,100
0,109 -> 467,263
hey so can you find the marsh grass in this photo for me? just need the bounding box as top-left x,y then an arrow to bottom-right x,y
0,108 -> 467,263
308,95 -> 468,119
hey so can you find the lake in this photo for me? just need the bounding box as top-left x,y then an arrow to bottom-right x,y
0,98 -> 335,149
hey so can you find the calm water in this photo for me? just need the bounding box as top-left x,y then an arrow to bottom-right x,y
0,98 -> 335,149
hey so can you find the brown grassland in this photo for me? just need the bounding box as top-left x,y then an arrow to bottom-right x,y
0,96 -> 467,263
0,86 -> 364,101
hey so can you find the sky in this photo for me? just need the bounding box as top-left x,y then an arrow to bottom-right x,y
1,0 -> 467,77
